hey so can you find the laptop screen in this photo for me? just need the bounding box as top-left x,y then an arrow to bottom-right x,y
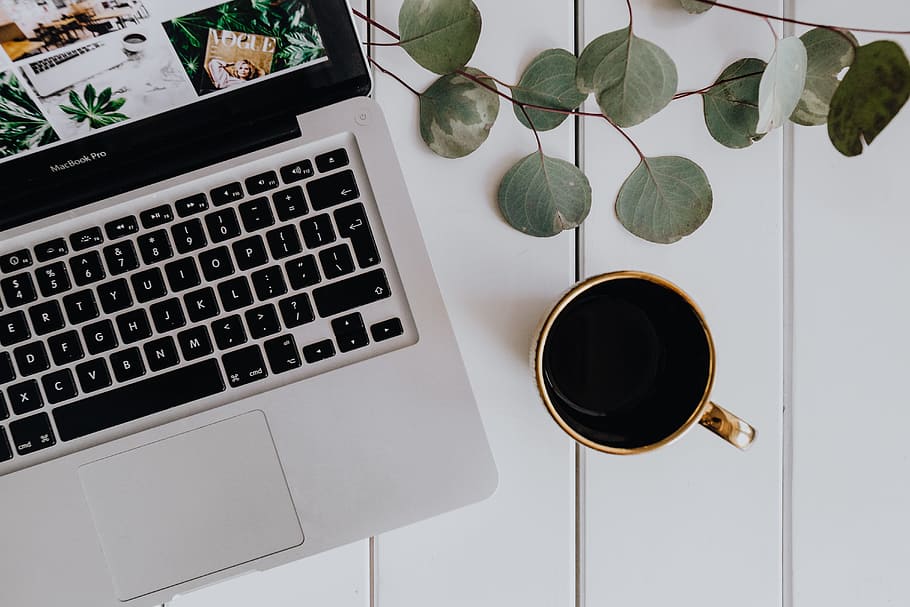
0,0 -> 369,231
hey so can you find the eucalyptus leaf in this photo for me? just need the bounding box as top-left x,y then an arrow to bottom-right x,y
703,57 -> 766,148
498,153 -> 591,237
790,28 -> 857,126
511,49 -> 587,131
828,40 -> 910,156
576,28 -> 678,127
419,68 -> 499,158
756,36 -> 807,134
615,156 -> 712,244
680,0 -> 713,14
399,0 -> 481,75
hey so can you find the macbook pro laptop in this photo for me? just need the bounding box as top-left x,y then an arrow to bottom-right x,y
0,1 -> 497,605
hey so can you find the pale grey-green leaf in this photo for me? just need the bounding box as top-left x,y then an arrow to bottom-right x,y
790,28 -> 857,126
680,0 -> 713,14
399,0 -> 482,75
498,153 -> 592,237
511,49 -> 588,131
419,68 -> 499,158
703,57 -> 766,148
615,156 -> 712,244
756,36 -> 807,133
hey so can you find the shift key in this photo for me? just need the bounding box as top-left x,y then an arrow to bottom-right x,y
313,269 -> 391,317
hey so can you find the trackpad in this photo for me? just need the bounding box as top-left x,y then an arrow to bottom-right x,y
79,411 -> 304,601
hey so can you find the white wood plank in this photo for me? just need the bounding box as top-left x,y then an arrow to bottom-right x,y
791,2 -> 910,605
370,1 -> 577,606
581,2 -> 784,605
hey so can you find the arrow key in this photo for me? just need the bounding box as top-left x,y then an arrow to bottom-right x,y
302,339 -> 335,364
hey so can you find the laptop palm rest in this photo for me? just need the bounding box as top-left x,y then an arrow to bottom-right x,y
78,411 -> 304,601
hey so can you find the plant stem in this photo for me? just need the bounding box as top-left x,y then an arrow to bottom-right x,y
673,70 -> 765,99
367,56 -> 421,97
626,0 -> 634,30
700,0 -> 910,35
364,41 -> 401,47
352,8 -> 400,40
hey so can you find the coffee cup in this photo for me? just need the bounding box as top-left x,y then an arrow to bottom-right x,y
533,271 -> 755,454
122,31 -> 148,54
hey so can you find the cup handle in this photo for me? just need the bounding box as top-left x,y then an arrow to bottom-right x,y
698,401 -> 755,450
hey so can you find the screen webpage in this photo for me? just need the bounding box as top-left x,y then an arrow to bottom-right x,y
0,0 -> 329,164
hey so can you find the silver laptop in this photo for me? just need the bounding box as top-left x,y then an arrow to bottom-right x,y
0,1 -> 497,605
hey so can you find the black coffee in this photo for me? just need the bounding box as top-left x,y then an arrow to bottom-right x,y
124,34 -> 147,43
542,277 -> 711,450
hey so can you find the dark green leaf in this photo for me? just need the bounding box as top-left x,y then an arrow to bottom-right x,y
680,0 -> 713,14
510,49 -> 587,131
419,68 -> 499,158
96,86 -> 112,109
791,28 -> 857,126
702,58 -> 766,148
399,0 -> 481,75
84,83 -> 96,107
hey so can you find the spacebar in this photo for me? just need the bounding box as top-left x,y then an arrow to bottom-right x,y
53,359 -> 226,442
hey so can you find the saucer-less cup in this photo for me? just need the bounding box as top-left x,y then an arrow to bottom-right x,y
534,271 -> 755,454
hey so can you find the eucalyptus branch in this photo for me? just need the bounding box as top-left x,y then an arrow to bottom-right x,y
353,8 -> 400,40
367,56 -> 421,96
673,70 -> 764,99
699,0 -> 910,36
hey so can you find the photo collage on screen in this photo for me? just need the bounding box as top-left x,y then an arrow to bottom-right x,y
0,0 -> 327,161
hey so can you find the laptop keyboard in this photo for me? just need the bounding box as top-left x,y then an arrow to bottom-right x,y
29,42 -> 104,74
0,144 -> 410,466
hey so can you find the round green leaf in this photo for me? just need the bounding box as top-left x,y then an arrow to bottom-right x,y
576,28 -> 678,127
828,40 -> 910,156
791,28 -> 857,126
510,49 -> 588,131
756,36 -> 807,133
419,68 -> 499,158
498,153 -> 591,237
680,0 -> 713,14
615,156 -> 712,244
399,0 -> 482,75
702,57 -> 766,148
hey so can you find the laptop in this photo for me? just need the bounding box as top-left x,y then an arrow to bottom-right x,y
21,38 -> 126,97
0,1 -> 497,605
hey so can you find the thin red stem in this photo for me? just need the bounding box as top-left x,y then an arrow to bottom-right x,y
702,0 -> 910,35
367,56 -> 420,97
626,0 -> 634,30
352,8 -> 400,40
673,70 -> 765,99
364,41 -> 401,47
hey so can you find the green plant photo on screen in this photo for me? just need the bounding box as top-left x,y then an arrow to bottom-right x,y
0,70 -> 59,158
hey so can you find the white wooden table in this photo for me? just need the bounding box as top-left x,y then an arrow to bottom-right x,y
170,1 -> 910,605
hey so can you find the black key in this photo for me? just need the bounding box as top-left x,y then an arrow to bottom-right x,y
8,379 -> 42,415
41,368 -> 77,404
239,197 -> 275,233
280,159 -> 314,184
300,214 -> 336,249
140,204 -> 174,229
371,318 -> 404,342
70,227 -> 104,251
63,289 -> 99,324
104,216 -> 139,240
0,393 -> 6,419
110,348 -> 146,382
0,249 -> 32,273
54,359 -> 225,441
102,241 -> 140,276
10,413 -> 55,455
252,266 -> 287,301
232,236 -> 268,271
0,352 -> 15,384
28,300 -> 64,336
83,320 -> 119,355
336,330 -> 369,353
13,342 -> 49,376
205,208 -> 242,243
315,148 -> 350,173
0,311 -> 30,346
1,272 -> 37,307
178,326 -> 214,361
285,255 -> 321,290
116,309 -> 152,344
48,331 -> 84,366
272,186 -> 308,221
318,244 -> 356,280
0,428 -> 11,461
302,339 -> 335,363
171,219 -> 208,254
335,203 -> 380,268
278,293 -> 314,328
312,269 -> 391,318
211,182 -> 244,206
131,267 -> 167,303
307,170 -> 359,211
264,335 -> 301,374
164,257 -> 201,292
217,276 -> 253,312
144,336 -> 180,372
175,193 -> 209,218
96,279 -> 132,314
212,315 -> 247,350
199,247 -> 234,282
245,304 -> 281,339
222,345 -> 268,388
35,262 -> 71,297
267,225 -> 302,260
137,230 -> 173,265
150,298 -> 186,333
184,287 -> 220,322
332,313 -> 369,353
34,238 -> 68,262
75,358 -> 112,393
245,171 -> 280,195
70,251 -> 106,286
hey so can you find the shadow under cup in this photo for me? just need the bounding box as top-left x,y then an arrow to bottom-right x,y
538,275 -> 713,453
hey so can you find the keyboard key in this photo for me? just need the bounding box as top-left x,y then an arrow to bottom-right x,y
232,236 -> 268,271
70,227 -> 104,251
280,159 -> 314,184
110,348 -> 146,382
70,251 -> 106,286
131,267 -> 167,304
137,230 -> 173,265
266,225 -> 302,260
103,241 -> 139,276
315,148 -> 350,173
245,304 -> 281,339
302,339 -> 335,363
217,276 -> 253,312
211,182 -> 244,206
171,219 -> 208,254
335,203 -> 381,268
28,300 -> 64,336
184,287 -> 220,322
285,255 -> 321,290
371,318 -> 404,342
278,293 -> 314,328
41,368 -> 77,404
35,262 -> 71,297
0,428 -> 11,461
222,345 -> 268,388
300,214 -> 335,248
96,279 -> 132,314
75,358 -> 112,393
264,335 -> 301,374
252,266 -> 287,301
104,216 -> 139,240
150,298 -> 186,333
199,247 -> 234,283
212,315 -> 247,350
1,272 -> 37,307
332,313 -> 369,353
0,249 -> 32,273
245,171 -> 280,195
54,359 -> 225,442
144,336 -> 180,372
8,379 -> 43,414
312,269 -> 392,318
272,186 -> 308,221
307,170 -> 359,211
13,342 -> 49,376
239,197 -> 275,232
48,331 -> 84,366
165,257 -> 201,292
116,309 -> 152,344
175,193 -> 210,217
336,330 -> 369,353
34,238 -> 68,262
0,393 -> 6,419
0,352 -> 15,384
0,311 -> 30,346
318,244 -> 356,280
83,320 -> 118,355
140,204 -> 174,229
205,208 -> 241,243
10,412 -> 55,455
178,326 -> 214,361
